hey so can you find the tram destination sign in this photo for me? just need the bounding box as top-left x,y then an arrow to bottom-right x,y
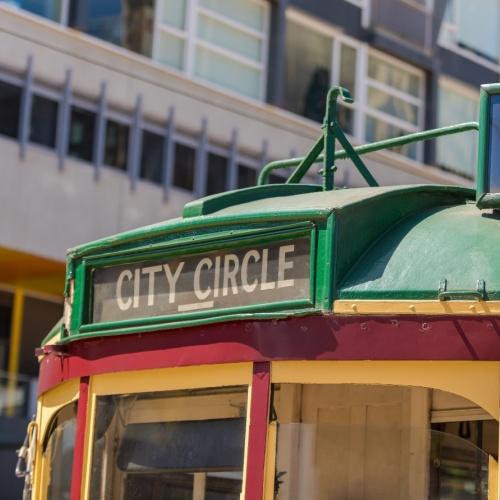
92,237 -> 311,323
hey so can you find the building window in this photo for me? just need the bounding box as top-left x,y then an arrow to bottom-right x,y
4,0 -> 63,22
206,152 -> 228,195
440,0 -> 500,66
30,94 -> 58,149
365,53 -> 423,160
436,79 -> 478,178
68,106 -> 95,162
173,142 -> 195,191
285,18 -> 332,123
238,164 -> 257,188
284,14 -> 358,134
0,80 -> 21,139
140,129 -> 164,184
284,11 -> 424,161
155,0 -> 269,100
68,0 -> 154,57
105,120 -> 129,170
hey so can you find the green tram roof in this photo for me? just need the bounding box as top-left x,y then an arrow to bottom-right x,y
43,182 -> 500,346
42,84 -> 500,345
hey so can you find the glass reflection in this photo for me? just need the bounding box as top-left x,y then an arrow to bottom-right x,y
0,80 -> 21,139
105,120 -> 129,170
487,94 -> 500,193
68,0 -> 154,57
429,431 -> 488,499
206,153 -> 228,195
5,0 -> 62,22
140,130 -> 164,184
273,384 -> 496,500
30,94 -> 58,148
173,143 -> 195,191
69,107 -> 95,162
43,402 -> 77,500
89,386 -> 247,500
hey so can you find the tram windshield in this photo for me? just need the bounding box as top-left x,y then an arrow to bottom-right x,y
42,402 -> 77,500
89,386 -> 247,500
272,384 -> 498,500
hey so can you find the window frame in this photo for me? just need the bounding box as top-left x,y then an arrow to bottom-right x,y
33,378 -> 80,500
81,363 -> 253,500
285,8 -> 425,162
152,0 -> 270,101
265,360 -> 500,500
365,47 -> 425,160
439,0 -> 500,72
435,76 -> 479,178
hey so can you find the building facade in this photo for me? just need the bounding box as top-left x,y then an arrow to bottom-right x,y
0,0 -> 497,496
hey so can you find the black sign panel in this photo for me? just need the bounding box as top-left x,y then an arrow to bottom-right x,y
92,237 -> 311,323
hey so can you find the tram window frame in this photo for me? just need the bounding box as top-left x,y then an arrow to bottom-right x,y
82,364 -> 253,500
477,83 -> 500,209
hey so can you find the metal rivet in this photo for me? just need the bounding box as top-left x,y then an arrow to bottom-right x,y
409,304 -> 416,312
469,304 -> 476,312
351,304 -> 358,312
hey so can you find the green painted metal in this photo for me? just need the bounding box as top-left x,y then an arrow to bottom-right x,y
476,83 -> 500,209
53,184 -> 476,344
338,203 -> 500,300
258,122 -> 479,186
43,83 -> 500,346
438,278 -> 486,301
183,183 -> 322,218
285,86 -> 375,189
40,317 -> 63,346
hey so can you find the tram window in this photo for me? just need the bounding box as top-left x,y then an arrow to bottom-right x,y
140,130 -> 164,184
0,80 -> 21,139
206,153 -> 228,195
68,106 -> 95,162
105,120 -> 129,171
271,384 -> 497,500
429,421 -> 498,499
173,143 -> 196,191
237,164 -> 257,188
42,402 -> 77,500
30,94 -> 58,149
487,94 -> 500,193
89,386 -> 247,500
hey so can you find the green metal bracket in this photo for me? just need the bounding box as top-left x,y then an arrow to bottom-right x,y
438,278 -> 486,301
285,86 -> 376,190
258,115 -> 479,187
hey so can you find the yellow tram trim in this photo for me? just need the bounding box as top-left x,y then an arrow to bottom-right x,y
82,363 -> 253,500
333,299 -> 500,315
271,360 -> 500,420
33,378 -> 80,500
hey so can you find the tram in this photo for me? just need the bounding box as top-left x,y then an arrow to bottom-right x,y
15,84 -> 500,500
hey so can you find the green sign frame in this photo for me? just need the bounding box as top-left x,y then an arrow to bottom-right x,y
477,83 -> 500,209
66,222 -> 319,340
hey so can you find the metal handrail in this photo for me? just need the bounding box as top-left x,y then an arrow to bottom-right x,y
258,121 -> 479,186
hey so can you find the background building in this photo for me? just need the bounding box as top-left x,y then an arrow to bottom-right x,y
0,0 -> 495,496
